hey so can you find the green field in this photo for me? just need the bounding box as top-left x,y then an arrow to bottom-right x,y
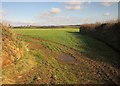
11,28 -> 119,84
13,28 -> 119,66
13,29 -> 79,48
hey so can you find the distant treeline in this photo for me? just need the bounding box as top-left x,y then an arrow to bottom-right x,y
13,25 -> 80,29
80,21 -> 120,53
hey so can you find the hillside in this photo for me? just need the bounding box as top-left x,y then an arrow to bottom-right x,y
1,24 -> 37,83
2,24 -> 23,67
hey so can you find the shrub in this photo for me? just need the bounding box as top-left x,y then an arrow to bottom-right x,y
80,20 -> 120,52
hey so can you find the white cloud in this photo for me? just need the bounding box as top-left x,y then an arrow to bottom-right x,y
50,8 -> 61,14
0,9 -> 7,16
66,0 -> 81,5
35,7 -> 61,21
65,5 -> 81,10
102,0 -> 119,7
18,20 -> 36,24
0,10 -> 3,15
102,2 -> 114,7
104,12 -> 110,16
2,19 -> 40,26
65,0 -> 83,10
36,8 -> 61,18
0,9 -> 4,16
34,13 -> 106,26
0,9 -> 7,21
8,15 -> 113,26
87,0 -> 91,4
11,7 -> 61,26
17,21 -> 38,26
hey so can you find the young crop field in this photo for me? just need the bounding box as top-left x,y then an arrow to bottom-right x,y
11,28 -> 120,84
2,1 -> 119,85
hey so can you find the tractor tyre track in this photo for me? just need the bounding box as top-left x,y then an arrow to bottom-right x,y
30,37 -> 119,85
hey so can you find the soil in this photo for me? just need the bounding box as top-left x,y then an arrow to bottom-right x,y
26,37 -> 120,84
3,34 -> 120,84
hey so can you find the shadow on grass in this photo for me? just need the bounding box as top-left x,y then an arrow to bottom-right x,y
67,31 -> 120,68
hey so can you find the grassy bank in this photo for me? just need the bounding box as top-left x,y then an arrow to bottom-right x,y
80,22 -> 120,53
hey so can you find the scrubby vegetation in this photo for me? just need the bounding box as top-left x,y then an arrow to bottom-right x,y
1,24 -> 37,83
80,21 -> 120,53
2,24 -> 24,67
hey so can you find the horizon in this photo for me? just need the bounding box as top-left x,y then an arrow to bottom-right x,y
0,1 -> 118,26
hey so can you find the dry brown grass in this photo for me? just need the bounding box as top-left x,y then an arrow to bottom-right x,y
1,23 -> 24,68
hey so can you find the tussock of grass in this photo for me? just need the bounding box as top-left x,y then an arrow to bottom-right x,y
32,50 -> 45,66
41,42 -> 61,52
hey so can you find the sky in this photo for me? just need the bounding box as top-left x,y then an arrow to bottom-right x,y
0,1 -> 119,26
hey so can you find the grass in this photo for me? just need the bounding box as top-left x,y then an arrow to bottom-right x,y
13,28 -> 79,48
2,52 -> 37,84
46,56 -> 77,84
13,28 -> 119,67
32,50 -> 45,66
41,42 -> 61,52
26,49 -> 77,84
2,27 -> 118,84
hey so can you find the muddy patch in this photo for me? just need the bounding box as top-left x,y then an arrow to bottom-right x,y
58,53 -> 75,63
